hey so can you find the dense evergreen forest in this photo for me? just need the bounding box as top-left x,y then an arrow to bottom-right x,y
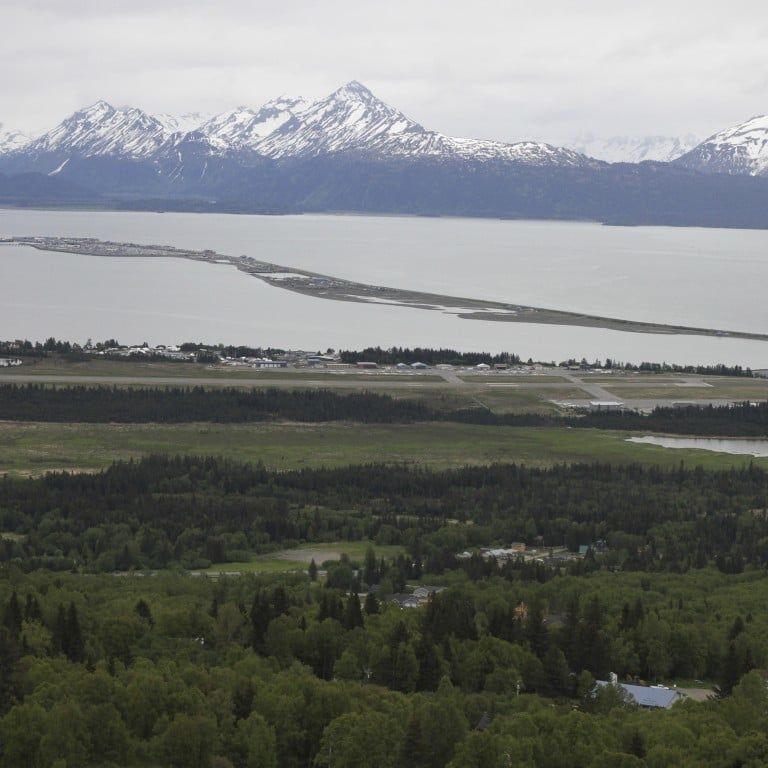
1,456 -> 767,573
1,383 -> 767,437
0,384 -> 433,424
575,401 -> 768,437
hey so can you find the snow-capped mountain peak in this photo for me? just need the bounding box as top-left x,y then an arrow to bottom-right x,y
255,81 -> 593,167
25,101 -> 169,160
199,96 -> 309,152
253,81 -> 428,159
677,114 -> 768,176
3,83 -> 596,170
0,123 -> 31,153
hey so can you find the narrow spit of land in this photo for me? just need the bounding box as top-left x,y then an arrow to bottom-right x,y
5,235 -> 768,341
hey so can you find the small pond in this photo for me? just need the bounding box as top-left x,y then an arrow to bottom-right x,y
627,436 -> 768,457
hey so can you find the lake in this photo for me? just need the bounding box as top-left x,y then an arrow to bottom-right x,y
1,208 -> 767,364
627,436 -> 768,457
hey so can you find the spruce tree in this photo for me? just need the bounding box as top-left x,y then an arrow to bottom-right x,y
343,593 -> 364,630
364,592 -> 380,615
399,712 -> 425,768
135,599 -> 154,627
24,593 -> 41,622
66,602 -> 84,663
3,592 -> 22,635
415,636 -> 442,691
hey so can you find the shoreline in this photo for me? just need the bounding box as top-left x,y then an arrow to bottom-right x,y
4,235 -> 768,343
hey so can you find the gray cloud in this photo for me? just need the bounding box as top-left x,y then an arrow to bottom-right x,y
3,0 -> 767,144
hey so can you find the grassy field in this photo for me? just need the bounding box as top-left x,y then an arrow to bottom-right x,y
205,542 -> 405,574
1,420 -> 765,477
604,383 -> 768,400
473,387 -> 583,413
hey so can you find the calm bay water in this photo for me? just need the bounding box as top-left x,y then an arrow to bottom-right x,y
1,208 -> 767,365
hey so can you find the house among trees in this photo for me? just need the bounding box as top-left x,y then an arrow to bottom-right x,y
596,675 -> 684,709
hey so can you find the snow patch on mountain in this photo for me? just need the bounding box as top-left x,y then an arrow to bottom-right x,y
254,81 -> 592,166
2,84 -> 600,169
567,134 -> 699,164
677,115 -> 768,176
0,123 -> 31,153
155,112 -> 210,135
24,101 -> 169,160
199,96 -> 309,152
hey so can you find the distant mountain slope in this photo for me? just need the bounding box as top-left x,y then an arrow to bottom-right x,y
568,134 -> 699,163
0,171 -> 96,203
677,115 -> 768,176
195,156 -> 768,228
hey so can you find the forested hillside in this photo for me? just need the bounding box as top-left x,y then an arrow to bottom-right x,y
3,560 -> 768,766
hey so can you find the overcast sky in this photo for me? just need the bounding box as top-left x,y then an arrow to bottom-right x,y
3,0 -> 767,144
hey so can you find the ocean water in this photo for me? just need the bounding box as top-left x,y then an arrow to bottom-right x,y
1,208 -> 767,365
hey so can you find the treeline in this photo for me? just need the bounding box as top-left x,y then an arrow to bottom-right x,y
178,341 -> 288,359
0,337 -> 84,359
0,384 -> 432,424
1,456 -> 767,572
339,346 -> 522,366
564,357 -> 754,377
2,383 -> 767,437
633,361 -> 753,377
456,400 -> 768,437
2,566 -> 768,767
578,401 -> 768,437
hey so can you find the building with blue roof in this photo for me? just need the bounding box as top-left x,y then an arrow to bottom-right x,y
595,679 -> 683,709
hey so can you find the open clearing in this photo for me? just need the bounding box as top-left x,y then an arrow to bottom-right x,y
1,420 -> 766,477
206,542 -> 405,575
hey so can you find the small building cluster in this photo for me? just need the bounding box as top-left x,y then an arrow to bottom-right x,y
387,585 -> 446,609
457,542 -> 596,567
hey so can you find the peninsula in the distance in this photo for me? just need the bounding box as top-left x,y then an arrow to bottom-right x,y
5,235 -> 768,342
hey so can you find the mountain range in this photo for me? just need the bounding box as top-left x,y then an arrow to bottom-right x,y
2,81 -> 768,227
2,82 -> 596,169
565,134 -> 700,164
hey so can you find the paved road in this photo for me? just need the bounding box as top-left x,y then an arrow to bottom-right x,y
435,369 -> 468,387
561,374 -> 618,401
